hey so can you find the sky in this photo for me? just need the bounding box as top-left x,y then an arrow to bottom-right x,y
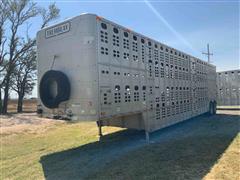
15,0 -> 240,98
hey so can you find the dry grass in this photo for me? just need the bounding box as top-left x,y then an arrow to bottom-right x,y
203,133 -> 240,180
86,110 -> 240,180
217,106 -> 240,110
7,99 -> 37,113
1,110 -> 239,180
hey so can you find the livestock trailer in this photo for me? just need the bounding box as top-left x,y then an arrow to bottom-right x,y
217,70 -> 240,106
37,13 -> 217,140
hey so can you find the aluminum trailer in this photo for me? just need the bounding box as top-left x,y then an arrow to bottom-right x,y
217,70 -> 240,106
37,14 -> 217,140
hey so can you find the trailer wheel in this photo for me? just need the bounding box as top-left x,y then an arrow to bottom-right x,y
39,70 -> 71,108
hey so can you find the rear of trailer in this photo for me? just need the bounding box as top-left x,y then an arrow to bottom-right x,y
37,14 -> 217,140
217,70 -> 240,106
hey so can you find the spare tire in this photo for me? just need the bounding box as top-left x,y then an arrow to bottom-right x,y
39,70 -> 71,108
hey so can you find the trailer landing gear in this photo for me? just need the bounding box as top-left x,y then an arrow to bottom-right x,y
209,101 -> 217,115
97,120 -> 103,140
145,131 -> 150,143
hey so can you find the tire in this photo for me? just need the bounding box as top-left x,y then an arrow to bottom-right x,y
39,70 -> 71,108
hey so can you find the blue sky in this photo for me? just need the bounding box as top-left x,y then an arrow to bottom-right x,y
33,0 -> 239,71
19,0 -> 240,97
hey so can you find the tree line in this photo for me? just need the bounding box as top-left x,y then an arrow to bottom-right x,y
0,0 -> 60,114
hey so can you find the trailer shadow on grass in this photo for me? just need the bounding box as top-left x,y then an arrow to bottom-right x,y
40,112 -> 240,180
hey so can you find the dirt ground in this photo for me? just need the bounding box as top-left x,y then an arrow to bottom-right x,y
0,113 -> 65,136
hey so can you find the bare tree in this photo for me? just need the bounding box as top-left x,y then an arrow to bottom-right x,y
0,0 -> 60,114
0,0 -> 9,64
12,46 -> 36,112
1,0 -> 38,114
40,3 -> 60,29
12,2 -> 59,113
0,0 -> 10,112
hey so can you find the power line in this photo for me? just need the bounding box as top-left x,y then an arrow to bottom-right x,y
202,43 -> 213,63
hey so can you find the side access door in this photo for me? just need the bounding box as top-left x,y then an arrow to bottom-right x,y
99,87 -> 112,118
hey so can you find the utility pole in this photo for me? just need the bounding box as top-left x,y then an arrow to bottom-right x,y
202,43 -> 213,63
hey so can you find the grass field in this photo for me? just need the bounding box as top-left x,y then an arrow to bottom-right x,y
217,106 -> 240,110
1,110 -> 239,180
